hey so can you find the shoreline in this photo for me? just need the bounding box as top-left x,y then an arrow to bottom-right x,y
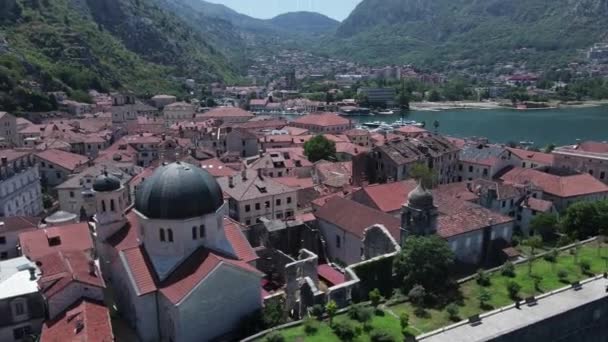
409,100 -> 608,111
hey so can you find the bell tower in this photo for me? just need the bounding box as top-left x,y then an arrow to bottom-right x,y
401,182 -> 438,244
93,172 -> 128,242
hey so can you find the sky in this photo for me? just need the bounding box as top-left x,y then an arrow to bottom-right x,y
204,0 -> 363,21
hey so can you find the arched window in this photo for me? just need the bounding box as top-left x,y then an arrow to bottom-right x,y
160,228 -> 166,242
101,200 -> 106,212
199,225 -> 205,238
110,199 -> 115,212
192,226 -> 197,240
167,229 -> 174,242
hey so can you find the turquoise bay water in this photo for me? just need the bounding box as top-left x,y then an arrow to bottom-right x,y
346,106 -> 608,147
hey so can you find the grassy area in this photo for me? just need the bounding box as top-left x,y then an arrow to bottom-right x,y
273,243 -> 608,341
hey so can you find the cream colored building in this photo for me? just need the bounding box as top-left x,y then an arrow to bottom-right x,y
163,102 -> 196,125
0,112 -> 17,147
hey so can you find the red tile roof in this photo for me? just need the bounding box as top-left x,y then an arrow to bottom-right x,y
293,112 -> 351,127
200,158 -> 238,178
274,176 -> 315,189
41,299 -> 113,342
315,196 -> 401,239
335,141 -> 369,156
159,248 -> 261,304
576,141 -> 608,153
0,149 -> 32,163
523,197 -> 554,212
113,213 -> 259,301
395,126 -> 428,135
437,206 -> 514,238
317,264 -> 345,286
507,147 -> 554,165
352,180 -> 417,213
36,149 -> 89,171
37,250 -> 105,299
500,167 -> 608,198
0,216 -> 39,234
19,223 -> 94,260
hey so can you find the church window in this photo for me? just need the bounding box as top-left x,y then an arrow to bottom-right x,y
160,229 -> 166,242
110,199 -> 115,212
167,229 -> 174,242
199,225 -> 205,238
192,227 -> 197,240
101,200 -> 106,212
336,235 -> 341,248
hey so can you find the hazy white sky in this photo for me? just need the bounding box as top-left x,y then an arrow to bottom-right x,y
204,0 -> 363,21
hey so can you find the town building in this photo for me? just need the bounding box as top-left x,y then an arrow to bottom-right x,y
457,144 -> 514,181
249,147 -> 312,178
226,128 -> 259,158
0,216 -> 39,260
0,112 -> 17,147
357,87 -> 396,107
290,112 -> 354,134
163,102 -> 196,125
0,256 -> 44,342
56,165 -> 133,219
500,167 -> 608,211
198,107 -> 254,124
553,141 -> 608,184
344,128 -> 371,147
218,169 -> 299,225
367,135 -> 460,184
151,94 -> 177,108
508,147 -> 554,169
0,150 -> 44,217
93,163 -> 263,341
35,149 -> 89,188
19,222 -> 94,261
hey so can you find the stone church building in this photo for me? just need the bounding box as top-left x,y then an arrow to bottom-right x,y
91,162 -> 262,342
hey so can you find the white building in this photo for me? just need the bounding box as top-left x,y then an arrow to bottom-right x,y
163,102 -> 196,125
93,162 -> 263,342
0,257 -> 44,342
0,151 -> 44,217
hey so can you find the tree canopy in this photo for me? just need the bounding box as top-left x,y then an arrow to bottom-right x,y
303,135 -> 336,162
394,235 -> 455,294
530,213 -> 558,242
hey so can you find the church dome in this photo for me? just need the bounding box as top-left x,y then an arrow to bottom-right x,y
135,162 -> 223,220
407,183 -> 434,209
93,172 -> 121,192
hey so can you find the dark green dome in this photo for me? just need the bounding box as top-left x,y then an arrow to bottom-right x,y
135,162 -> 223,220
93,173 -> 121,192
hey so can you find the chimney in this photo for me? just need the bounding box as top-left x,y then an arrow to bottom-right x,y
161,133 -> 166,141
229,176 -> 234,188
88,260 -> 97,276
242,168 -> 247,181
29,268 -> 36,281
257,168 -> 263,180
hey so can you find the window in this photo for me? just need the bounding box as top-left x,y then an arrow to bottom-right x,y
335,235 -> 341,248
245,204 -> 251,212
265,201 -> 270,208
192,227 -> 197,240
0,236 -> 5,244
167,229 -> 174,242
276,212 -> 283,219
199,225 -> 205,238
110,199 -> 115,212
56,172 -> 61,179
245,219 -> 251,226
13,325 -> 31,340
589,169 -> 594,176
69,191 -> 75,198
11,298 -> 28,321
276,199 -> 281,206
601,172 -> 606,180
255,203 -> 260,210
160,229 -> 166,242
465,237 -> 471,248
101,200 -> 106,212
501,201 -> 506,208
468,165 -> 473,172
0,252 -> 7,260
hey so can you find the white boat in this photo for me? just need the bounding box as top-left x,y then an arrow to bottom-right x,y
376,110 -> 395,115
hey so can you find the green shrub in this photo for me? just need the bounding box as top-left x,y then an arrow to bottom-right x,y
557,269 -> 569,282
557,235 -> 572,247
348,303 -> 373,323
501,261 -> 516,277
408,284 -> 426,306
310,304 -> 324,320
507,281 -> 521,299
332,321 -> 359,341
370,329 -> 396,342
264,332 -> 285,342
369,288 -> 383,309
446,303 -> 460,321
399,312 -> 409,331
579,259 -> 591,273
544,249 -> 558,262
303,317 -> 318,335
476,269 -> 491,286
